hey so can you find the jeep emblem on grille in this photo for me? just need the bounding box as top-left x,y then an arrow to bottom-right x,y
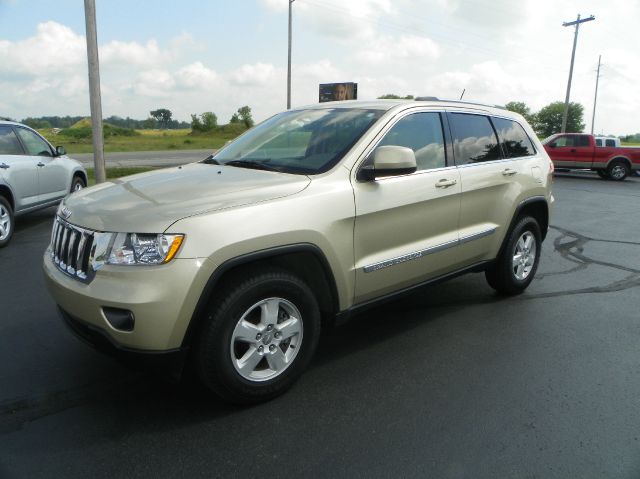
61,206 -> 72,219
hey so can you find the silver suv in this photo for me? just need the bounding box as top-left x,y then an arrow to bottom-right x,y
0,120 -> 87,247
44,99 -> 553,403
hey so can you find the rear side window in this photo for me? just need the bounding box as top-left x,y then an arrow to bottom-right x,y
605,139 -> 616,147
492,117 -> 535,158
449,113 -> 500,164
378,112 -> 446,171
0,126 -> 24,155
575,135 -> 590,147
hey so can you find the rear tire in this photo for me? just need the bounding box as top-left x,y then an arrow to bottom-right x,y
607,160 -> 629,181
194,269 -> 321,404
485,216 -> 541,295
0,196 -> 14,248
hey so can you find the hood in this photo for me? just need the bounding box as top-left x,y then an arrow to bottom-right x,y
62,163 -> 310,232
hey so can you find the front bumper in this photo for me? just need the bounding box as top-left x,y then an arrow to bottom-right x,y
58,306 -> 186,377
43,248 -> 212,351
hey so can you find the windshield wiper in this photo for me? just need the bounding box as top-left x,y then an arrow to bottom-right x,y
223,159 -> 280,172
202,155 -> 220,165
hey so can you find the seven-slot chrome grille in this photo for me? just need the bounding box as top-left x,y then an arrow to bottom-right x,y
50,216 -> 95,282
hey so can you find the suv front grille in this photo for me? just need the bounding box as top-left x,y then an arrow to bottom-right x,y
50,217 -> 95,282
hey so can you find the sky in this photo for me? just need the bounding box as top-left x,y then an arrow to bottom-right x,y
0,0 -> 638,135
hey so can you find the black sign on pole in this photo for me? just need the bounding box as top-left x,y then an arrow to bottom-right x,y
319,82 -> 358,103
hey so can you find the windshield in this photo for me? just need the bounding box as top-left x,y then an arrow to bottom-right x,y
540,135 -> 559,145
208,108 -> 383,175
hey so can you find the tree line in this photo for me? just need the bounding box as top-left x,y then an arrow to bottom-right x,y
20,105 -> 255,132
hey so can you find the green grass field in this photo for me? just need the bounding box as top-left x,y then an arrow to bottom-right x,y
40,127 -> 246,154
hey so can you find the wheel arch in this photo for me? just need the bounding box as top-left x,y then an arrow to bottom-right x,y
72,168 -> 88,186
606,156 -> 632,169
0,184 -> 15,211
497,196 -> 549,259
182,243 -> 340,349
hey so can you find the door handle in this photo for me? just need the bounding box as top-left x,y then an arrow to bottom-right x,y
435,178 -> 457,188
37,162 -> 45,167
0,163 -> 9,169
502,168 -> 517,176
570,149 -> 577,153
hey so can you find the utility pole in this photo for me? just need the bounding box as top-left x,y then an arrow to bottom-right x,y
84,0 -> 106,183
287,0 -> 294,109
590,55 -> 602,135
561,14 -> 595,133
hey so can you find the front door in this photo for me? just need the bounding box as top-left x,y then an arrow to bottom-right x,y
352,111 -> 461,304
15,127 -> 68,203
547,134 -> 592,168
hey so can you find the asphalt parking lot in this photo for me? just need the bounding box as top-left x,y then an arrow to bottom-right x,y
1,172 -> 639,478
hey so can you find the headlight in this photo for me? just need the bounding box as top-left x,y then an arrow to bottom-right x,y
90,232 -> 184,270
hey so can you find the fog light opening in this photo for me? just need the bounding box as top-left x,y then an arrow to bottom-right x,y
102,307 -> 135,332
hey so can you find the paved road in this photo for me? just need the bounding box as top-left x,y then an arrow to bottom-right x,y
1,173 -> 640,478
73,149 -> 214,168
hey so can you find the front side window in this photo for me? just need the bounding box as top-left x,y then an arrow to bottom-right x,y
492,117 -> 535,158
449,113 -> 501,164
0,126 -> 24,155
15,128 -> 53,156
210,108 -> 383,175
377,112 -> 446,171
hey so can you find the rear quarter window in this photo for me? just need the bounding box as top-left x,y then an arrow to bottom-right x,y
492,117 -> 536,158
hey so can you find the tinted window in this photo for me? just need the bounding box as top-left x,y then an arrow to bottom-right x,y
605,139 -> 616,147
15,128 -> 53,156
492,117 -> 535,158
378,112 -> 446,171
449,113 -> 500,164
595,138 -> 603,147
0,126 -> 24,155
575,135 -> 590,147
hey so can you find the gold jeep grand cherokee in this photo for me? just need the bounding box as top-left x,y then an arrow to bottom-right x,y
44,99 -> 553,403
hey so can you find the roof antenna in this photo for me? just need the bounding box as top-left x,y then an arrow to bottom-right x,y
459,89 -> 466,100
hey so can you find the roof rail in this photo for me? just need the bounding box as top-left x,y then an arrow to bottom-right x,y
414,97 -> 507,110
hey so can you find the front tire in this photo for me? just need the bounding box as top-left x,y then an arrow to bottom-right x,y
194,270 -> 321,404
70,176 -> 86,193
485,216 -> 541,295
0,196 -> 14,248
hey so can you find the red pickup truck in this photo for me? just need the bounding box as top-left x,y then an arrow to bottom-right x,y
542,133 -> 640,181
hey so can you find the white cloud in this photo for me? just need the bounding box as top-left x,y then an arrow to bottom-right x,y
357,34 -> 439,65
229,63 -> 277,86
101,39 -> 167,67
175,62 -> 218,89
131,70 -> 176,97
0,21 -> 85,75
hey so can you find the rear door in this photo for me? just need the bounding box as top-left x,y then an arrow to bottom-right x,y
447,112 -> 534,265
0,125 -> 39,210
15,127 -> 68,203
352,110 -> 462,304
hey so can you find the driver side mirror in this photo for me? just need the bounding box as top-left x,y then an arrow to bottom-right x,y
358,145 -> 417,181
55,145 -> 66,156
548,143 -> 557,148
